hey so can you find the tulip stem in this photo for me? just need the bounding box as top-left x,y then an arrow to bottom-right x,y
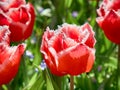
70,76 -> 74,90
117,45 -> 120,90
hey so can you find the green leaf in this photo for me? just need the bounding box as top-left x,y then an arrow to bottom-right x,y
29,74 -> 45,90
23,73 -> 37,90
45,70 -> 61,90
46,73 -> 54,90
65,0 -> 73,8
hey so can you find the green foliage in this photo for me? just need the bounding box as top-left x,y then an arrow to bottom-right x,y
1,0 -> 118,90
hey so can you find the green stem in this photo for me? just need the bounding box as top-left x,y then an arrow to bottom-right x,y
117,45 -> 120,90
70,76 -> 74,90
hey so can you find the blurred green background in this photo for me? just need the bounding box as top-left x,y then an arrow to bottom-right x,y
1,0 -> 118,90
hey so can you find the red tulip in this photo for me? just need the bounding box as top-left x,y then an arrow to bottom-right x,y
96,0 -> 120,44
0,0 -> 35,42
40,23 -> 96,76
0,26 -> 25,85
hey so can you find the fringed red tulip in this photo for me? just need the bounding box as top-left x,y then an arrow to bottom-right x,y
40,23 -> 96,76
0,0 -> 35,42
0,26 -> 25,85
96,0 -> 120,44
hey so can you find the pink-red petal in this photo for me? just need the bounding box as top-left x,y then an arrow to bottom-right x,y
41,30 -> 66,76
97,10 -> 120,44
0,26 -> 10,45
0,0 -> 25,12
8,3 -> 35,42
0,44 -> 25,85
81,23 -> 96,48
0,2 -> 35,42
104,0 -> 120,11
7,7 -> 29,23
60,24 -> 81,42
41,45 -> 66,76
23,3 -> 35,41
0,11 -> 10,26
57,44 -> 95,75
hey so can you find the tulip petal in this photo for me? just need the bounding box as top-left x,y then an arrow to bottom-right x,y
81,23 -> 96,48
41,43 -> 66,76
0,26 -> 10,45
0,44 -> 25,85
97,10 -> 120,44
7,7 -> 29,23
41,28 -> 55,60
41,29 -> 66,76
0,0 -> 25,12
0,11 -> 10,26
104,0 -> 120,11
60,24 -> 81,42
46,47 -> 67,76
0,1 -> 35,42
24,3 -> 35,40
58,44 -> 94,75
7,3 -> 35,42
85,48 -> 95,72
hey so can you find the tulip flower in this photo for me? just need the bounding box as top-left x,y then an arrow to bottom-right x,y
40,23 -> 96,76
0,26 -> 25,85
96,0 -> 120,44
0,0 -> 35,42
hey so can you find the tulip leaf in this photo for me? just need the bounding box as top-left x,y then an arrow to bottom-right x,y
65,0 -> 73,8
29,74 -> 45,90
46,70 -> 60,90
46,70 -> 61,90
23,73 -> 37,90
46,73 -> 54,90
